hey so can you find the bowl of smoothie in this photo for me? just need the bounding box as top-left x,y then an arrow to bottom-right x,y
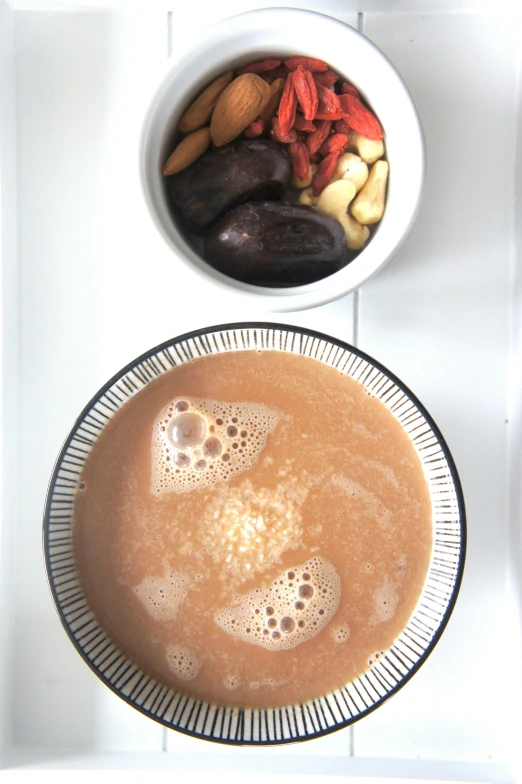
43,323 -> 465,743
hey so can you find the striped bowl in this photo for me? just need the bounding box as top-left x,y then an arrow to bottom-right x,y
43,323 -> 466,744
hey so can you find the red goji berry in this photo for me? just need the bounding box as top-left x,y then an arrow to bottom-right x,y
237,58 -> 281,75
312,151 -> 340,196
339,94 -> 383,140
313,70 -> 339,87
278,73 -> 298,135
272,117 -> 297,144
243,117 -> 265,138
294,115 -> 316,132
310,152 -> 320,164
285,55 -> 328,72
306,120 -> 331,156
318,133 -> 348,156
314,111 -> 343,121
261,75 -> 275,85
335,118 -> 352,136
289,141 -> 310,181
316,82 -> 341,116
293,65 -> 318,121
340,82 -> 360,97
262,66 -> 290,81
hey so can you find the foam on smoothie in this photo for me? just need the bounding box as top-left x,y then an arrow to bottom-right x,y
214,556 -> 341,651
133,568 -> 192,620
151,397 -> 280,494
165,643 -> 201,680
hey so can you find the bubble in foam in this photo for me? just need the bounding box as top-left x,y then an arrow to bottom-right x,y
214,556 -> 341,651
133,568 -> 192,621
165,643 -> 201,681
224,675 -> 241,690
169,412 -> 207,448
204,437 -> 222,458
151,397 -> 280,495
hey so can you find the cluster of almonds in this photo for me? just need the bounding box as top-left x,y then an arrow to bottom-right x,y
163,56 -> 388,252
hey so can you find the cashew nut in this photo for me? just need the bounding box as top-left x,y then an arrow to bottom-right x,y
340,212 -> 371,250
347,133 -> 385,165
299,186 -> 318,207
351,160 -> 389,225
292,163 -> 317,189
315,178 -> 370,250
316,178 -> 356,216
331,153 -> 368,192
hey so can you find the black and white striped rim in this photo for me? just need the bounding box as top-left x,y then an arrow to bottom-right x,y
43,323 -> 466,745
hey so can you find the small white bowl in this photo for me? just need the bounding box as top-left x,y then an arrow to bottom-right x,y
140,8 -> 425,312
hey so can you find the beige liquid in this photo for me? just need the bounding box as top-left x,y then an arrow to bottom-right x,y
74,350 -> 432,708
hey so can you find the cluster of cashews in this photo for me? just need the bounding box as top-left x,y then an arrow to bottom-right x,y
293,134 -> 389,251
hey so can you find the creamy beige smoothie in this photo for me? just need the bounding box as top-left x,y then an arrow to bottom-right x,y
74,350 -> 432,708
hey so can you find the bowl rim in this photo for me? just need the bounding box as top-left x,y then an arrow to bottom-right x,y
139,7 -> 426,312
43,322 -> 466,745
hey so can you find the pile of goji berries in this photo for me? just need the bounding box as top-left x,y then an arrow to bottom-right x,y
237,55 -> 383,197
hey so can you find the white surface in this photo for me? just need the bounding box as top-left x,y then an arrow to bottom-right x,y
0,0 -> 521,780
355,9 -> 519,766
0,0 -> 18,764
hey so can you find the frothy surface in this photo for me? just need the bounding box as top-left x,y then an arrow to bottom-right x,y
372,576 -> 399,623
166,643 -> 201,680
200,473 -> 309,585
332,624 -> 351,643
151,397 -> 280,494
132,568 -> 192,621
74,349 -> 433,709
214,557 -> 341,651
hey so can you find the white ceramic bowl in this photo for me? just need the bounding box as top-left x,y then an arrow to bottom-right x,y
140,8 -> 425,312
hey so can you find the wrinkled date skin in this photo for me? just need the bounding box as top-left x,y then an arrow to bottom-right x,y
205,201 -> 349,287
166,139 -> 291,231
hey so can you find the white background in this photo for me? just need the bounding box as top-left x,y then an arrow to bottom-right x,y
1,1 -> 521,781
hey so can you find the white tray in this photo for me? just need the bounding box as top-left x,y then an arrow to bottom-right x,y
1,1 -> 521,781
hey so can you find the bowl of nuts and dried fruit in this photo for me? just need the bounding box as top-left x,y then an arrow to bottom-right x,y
140,8 -> 425,311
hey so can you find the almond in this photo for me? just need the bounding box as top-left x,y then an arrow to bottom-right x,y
178,71 -> 233,133
210,73 -> 271,147
163,127 -> 211,176
260,77 -> 285,126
